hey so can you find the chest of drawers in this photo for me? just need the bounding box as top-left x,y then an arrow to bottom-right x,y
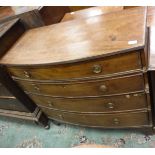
0,7 -> 153,131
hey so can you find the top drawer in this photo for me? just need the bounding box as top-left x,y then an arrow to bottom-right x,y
8,51 -> 142,81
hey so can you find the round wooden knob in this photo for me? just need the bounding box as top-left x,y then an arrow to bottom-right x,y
99,85 -> 107,92
107,102 -> 114,109
24,71 -> 31,78
93,64 -> 102,74
31,84 -> 40,92
34,86 -> 40,91
59,114 -> 63,119
113,118 -> 119,125
47,101 -> 54,107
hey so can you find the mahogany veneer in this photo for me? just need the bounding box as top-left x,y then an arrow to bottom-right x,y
0,7 -> 153,131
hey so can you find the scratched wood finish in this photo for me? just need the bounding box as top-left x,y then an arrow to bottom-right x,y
29,92 -> 148,113
61,6 -> 124,22
40,108 -> 150,127
16,74 -> 145,97
8,51 -> 142,81
0,7 -> 146,66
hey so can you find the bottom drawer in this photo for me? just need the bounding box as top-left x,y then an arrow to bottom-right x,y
0,98 -> 29,112
41,107 -> 150,128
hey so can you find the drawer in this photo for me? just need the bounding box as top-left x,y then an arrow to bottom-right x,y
0,83 -> 13,97
41,108 -> 150,127
8,51 -> 142,81
17,74 -> 145,97
29,93 -> 148,113
0,98 -> 29,112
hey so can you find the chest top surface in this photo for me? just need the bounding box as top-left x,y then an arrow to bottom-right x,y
0,7 -> 146,66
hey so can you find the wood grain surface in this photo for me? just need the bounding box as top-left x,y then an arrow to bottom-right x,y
61,6 -> 123,22
29,92 -> 148,113
16,73 -> 145,97
7,51 -> 142,81
40,108 -> 150,128
0,7 -> 146,66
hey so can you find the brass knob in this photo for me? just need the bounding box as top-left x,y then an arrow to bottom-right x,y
59,114 -> 63,119
99,85 -> 107,92
113,118 -> 119,125
92,64 -> 102,74
24,71 -> 31,78
34,86 -> 40,91
31,84 -> 40,92
125,94 -> 130,99
47,101 -> 54,107
107,102 -> 114,109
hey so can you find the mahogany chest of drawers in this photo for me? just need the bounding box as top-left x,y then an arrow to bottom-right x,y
0,7 -> 153,131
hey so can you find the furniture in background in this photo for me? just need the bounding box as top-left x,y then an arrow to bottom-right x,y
0,18 -> 49,129
61,6 -> 124,22
0,6 -> 70,29
0,7 -> 153,132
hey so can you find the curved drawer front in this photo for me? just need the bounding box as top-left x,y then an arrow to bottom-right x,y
0,98 -> 29,112
40,108 -> 150,127
29,93 -> 148,113
8,51 -> 141,81
16,74 -> 145,97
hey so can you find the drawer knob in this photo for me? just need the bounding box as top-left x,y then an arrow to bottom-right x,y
24,71 -> 31,78
113,118 -> 120,125
100,85 -> 107,92
34,86 -> 40,91
125,95 -> 130,99
31,84 -> 40,92
107,102 -> 114,109
59,114 -> 63,119
93,64 -> 102,74
47,101 -> 54,107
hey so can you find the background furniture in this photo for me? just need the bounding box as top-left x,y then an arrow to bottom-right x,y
0,18 -> 49,128
61,6 -> 124,22
0,6 -> 70,29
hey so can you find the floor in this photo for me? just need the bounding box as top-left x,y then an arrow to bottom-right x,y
0,116 -> 155,148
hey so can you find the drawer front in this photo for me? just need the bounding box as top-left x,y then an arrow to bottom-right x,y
8,51 -> 142,81
0,83 -> 13,97
30,93 -> 148,113
0,98 -> 29,112
41,108 -> 150,127
17,74 -> 145,97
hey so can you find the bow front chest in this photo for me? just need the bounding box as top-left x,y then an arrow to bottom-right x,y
0,7 -> 153,130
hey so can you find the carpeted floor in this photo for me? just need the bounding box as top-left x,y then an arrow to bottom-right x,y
0,116 -> 155,148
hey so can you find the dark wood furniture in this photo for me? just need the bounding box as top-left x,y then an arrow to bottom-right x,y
0,6 -> 70,29
0,7 -> 153,131
0,18 -> 49,129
